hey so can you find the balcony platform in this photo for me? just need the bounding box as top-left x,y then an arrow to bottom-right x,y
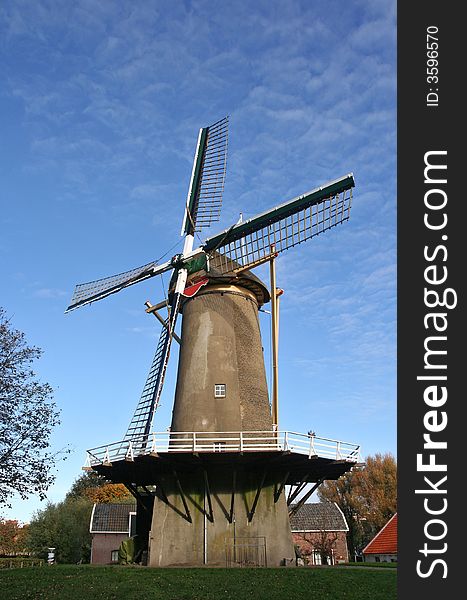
84,430 -> 361,487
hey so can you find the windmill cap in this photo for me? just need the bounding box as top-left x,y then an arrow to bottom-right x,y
182,251 -> 270,306
207,269 -> 270,307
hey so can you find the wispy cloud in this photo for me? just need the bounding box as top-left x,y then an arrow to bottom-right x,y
33,287 -> 67,299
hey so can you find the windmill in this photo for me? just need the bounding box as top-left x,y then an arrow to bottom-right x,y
70,117 -> 360,567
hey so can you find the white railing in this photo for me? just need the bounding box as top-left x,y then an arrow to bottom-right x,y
83,430 -> 361,469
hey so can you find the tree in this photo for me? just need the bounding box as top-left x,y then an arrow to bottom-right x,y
27,498 -> 92,563
85,483 -> 133,504
318,452 -> 397,558
66,471 -> 133,504
65,471 -> 108,500
0,308 -> 65,508
297,529 -> 339,565
0,519 -> 29,556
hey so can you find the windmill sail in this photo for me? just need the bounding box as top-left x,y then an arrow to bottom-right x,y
65,259 -> 172,312
67,117 -> 228,314
181,116 -> 228,235
123,291 -> 183,442
203,174 -> 354,274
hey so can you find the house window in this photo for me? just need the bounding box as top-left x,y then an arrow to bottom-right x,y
214,384 -> 226,398
312,551 -> 322,565
111,550 -> 119,563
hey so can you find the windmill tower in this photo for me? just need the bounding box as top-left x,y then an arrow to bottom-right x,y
69,117 -> 360,567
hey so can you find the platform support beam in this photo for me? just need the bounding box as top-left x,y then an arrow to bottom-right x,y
287,474 -> 311,506
173,470 -> 192,523
274,471 -> 290,503
247,470 -> 267,522
228,469 -> 236,523
203,469 -> 214,523
288,478 -> 325,518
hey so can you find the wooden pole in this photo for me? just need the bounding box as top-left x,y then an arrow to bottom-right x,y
145,300 -> 181,345
269,246 -> 279,430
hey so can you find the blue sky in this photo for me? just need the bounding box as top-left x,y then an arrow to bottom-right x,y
0,0 -> 396,523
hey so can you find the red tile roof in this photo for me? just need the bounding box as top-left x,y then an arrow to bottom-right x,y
363,513 -> 397,555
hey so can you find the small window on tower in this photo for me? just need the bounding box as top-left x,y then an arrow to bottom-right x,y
214,384 -> 226,398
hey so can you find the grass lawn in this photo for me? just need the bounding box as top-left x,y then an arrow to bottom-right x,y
1,564 -> 396,600
343,561 -> 397,568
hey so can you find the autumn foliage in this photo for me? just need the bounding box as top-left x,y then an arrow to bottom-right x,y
66,471 -> 133,504
0,519 -> 29,556
318,452 -> 397,557
84,483 -> 133,504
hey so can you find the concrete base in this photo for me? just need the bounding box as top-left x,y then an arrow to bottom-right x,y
148,466 -> 295,567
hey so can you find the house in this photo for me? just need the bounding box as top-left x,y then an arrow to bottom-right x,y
89,503 -> 137,564
290,502 -> 349,565
362,513 -> 397,563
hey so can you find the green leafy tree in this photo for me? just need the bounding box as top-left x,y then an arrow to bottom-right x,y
318,452 -> 397,558
0,308 -> 65,508
27,498 -> 92,563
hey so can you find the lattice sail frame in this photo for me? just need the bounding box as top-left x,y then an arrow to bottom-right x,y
65,260 -> 173,313
124,292 -> 182,442
203,174 -> 354,274
182,116 -> 228,234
